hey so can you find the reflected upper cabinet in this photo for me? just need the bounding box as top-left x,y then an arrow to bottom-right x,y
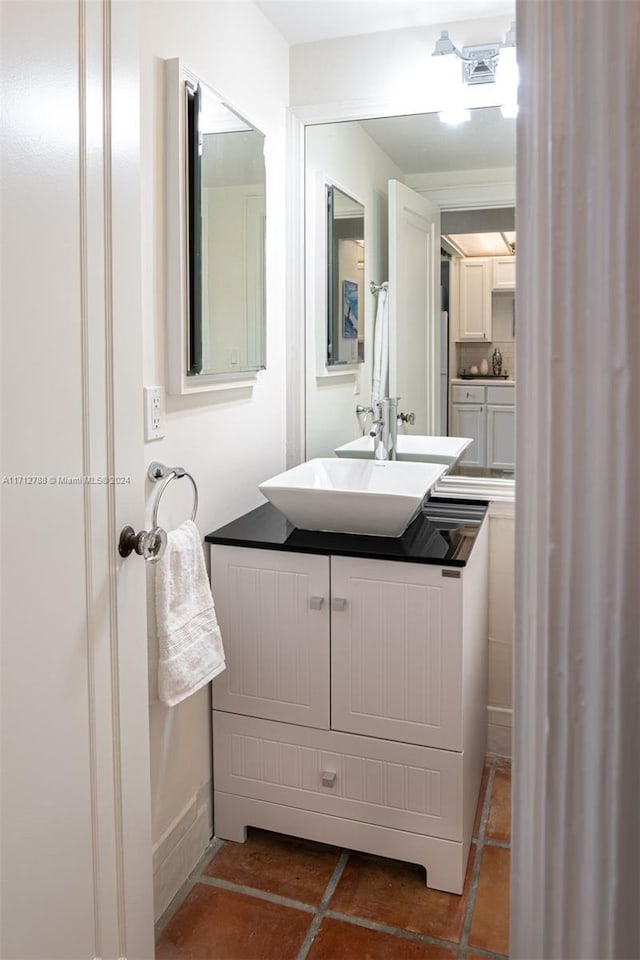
165,59 -> 266,394
326,185 -> 365,367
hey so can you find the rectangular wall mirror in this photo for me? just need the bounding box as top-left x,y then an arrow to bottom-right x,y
326,185 -> 365,366
304,107 -> 516,482
165,59 -> 266,394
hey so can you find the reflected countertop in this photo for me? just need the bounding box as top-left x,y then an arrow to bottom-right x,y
450,377 -> 516,385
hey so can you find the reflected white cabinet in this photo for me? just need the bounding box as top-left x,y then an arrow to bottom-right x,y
451,403 -> 485,467
210,534 -> 489,895
487,405 -> 516,470
451,382 -> 515,470
492,256 -> 516,291
458,259 -> 492,340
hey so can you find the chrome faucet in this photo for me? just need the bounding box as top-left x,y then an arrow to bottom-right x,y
369,397 -> 399,460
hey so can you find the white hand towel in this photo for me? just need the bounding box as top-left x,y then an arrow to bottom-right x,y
371,283 -> 389,408
155,519 -> 225,707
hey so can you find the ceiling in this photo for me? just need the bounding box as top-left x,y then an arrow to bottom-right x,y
358,107 -> 515,173
257,0 -> 515,45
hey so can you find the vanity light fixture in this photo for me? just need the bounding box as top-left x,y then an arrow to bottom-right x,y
433,21 -> 518,122
432,21 -> 517,86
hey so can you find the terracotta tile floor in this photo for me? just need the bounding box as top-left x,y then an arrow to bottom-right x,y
156,755 -> 511,960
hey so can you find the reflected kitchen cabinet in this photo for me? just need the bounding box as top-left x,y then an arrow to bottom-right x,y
492,256 -> 516,291
457,259 -> 492,341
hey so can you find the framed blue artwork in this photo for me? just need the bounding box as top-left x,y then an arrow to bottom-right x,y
342,280 -> 358,339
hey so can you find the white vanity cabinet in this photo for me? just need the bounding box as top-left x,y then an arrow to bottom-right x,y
209,522 -> 488,895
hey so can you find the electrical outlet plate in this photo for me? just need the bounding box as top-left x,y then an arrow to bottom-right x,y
144,386 -> 165,441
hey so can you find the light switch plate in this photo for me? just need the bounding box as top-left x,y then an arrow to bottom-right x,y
144,386 -> 165,441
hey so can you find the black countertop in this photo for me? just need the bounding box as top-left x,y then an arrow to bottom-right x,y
205,498 -> 488,568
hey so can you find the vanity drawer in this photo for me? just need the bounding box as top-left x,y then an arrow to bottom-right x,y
452,384 -> 485,403
487,385 -> 515,404
213,710 -> 463,841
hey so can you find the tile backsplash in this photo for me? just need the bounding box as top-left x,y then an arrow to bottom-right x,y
457,341 -> 516,380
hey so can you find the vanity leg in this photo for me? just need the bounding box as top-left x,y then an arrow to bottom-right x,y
214,791 -> 248,843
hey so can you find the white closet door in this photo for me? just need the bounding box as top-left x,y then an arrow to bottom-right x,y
330,556 -> 463,751
388,181 -> 441,435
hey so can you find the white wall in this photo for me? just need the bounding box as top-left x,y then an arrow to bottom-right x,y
291,16 -> 515,116
139,0 -> 289,918
305,122 -> 404,459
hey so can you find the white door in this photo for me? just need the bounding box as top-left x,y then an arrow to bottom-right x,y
1,4 -> 154,958
388,181 -> 441,435
451,404 -> 486,467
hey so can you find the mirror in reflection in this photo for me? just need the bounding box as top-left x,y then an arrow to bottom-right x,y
326,185 -> 365,366
187,81 -> 266,378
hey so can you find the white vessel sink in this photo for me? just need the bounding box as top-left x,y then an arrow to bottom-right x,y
334,434 -> 473,466
259,458 -> 447,537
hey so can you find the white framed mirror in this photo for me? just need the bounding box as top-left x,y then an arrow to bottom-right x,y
165,58 -> 266,395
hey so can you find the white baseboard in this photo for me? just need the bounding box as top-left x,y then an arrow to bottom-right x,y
488,706 -> 512,757
152,781 -> 213,921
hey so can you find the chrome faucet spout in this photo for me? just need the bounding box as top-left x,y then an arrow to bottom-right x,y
370,397 -> 400,460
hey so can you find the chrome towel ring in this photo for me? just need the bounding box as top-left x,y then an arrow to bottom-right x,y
148,461 -> 199,529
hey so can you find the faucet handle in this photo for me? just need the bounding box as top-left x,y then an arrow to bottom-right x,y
398,411 -> 416,425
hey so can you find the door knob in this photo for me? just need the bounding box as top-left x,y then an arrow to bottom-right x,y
118,525 -> 167,563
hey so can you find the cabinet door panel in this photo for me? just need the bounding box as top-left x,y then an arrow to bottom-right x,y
492,256 -> 516,290
487,405 -> 515,470
331,557 -> 463,750
211,546 -> 330,728
458,259 -> 491,340
451,404 -> 485,467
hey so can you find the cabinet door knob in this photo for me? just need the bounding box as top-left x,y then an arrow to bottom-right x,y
331,597 -> 347,611
321,770 -> 337,787
309,595 -> 324,610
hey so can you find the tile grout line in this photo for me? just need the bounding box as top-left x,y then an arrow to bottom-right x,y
457,763 -> 496,959
324,909 -> 467,952
295,850 -> 350,960
197,874 -> 316,914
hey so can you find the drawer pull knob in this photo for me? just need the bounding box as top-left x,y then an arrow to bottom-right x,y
331,597 -> 347,612
309,595 -> 324,610
321,770 -> 337,787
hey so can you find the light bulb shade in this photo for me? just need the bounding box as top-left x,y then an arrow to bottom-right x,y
438,107 -> 471,126
432,30 -> 456,56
